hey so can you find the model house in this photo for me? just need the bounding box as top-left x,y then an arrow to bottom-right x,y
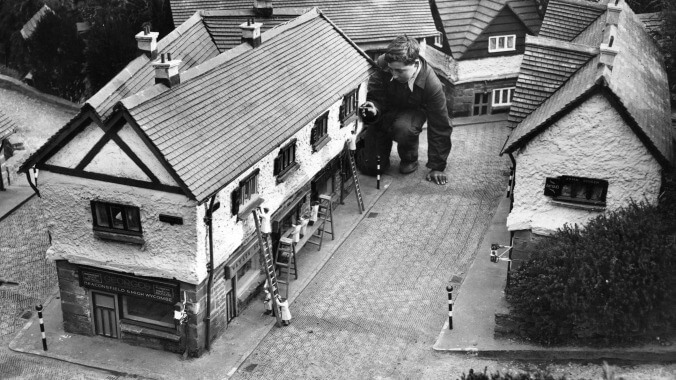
429,0 -> 543,117
501,0 -> 673,250
20,8 -> 375,356
169,0 -> 440,58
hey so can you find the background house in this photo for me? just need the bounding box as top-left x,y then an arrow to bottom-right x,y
19,8 -> 375,356
0,110 -> 17,190
169,0 -> 440,59
500,0 -> 674,265
429,0 -> 543,118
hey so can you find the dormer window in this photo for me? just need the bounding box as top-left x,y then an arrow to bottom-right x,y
488,35 -> 515,53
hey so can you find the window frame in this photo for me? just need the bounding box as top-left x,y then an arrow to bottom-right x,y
121,295 -> 175,329
434,32 -> 443,47
311,111 -> 330,151
239,170 -> 259,205
492,87 -> 515,107
488,35 -> 516,53
544,175 -> 609,207
90,201 -> 142,236
339,88 -> 359,125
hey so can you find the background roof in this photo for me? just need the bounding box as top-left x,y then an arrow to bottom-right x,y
434,0 -> 542,60
170,0 -> 439,45
119,9 -> 376,201
0,110 -> 18,140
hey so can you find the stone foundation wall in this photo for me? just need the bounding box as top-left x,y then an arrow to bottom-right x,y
450,78 -> 516,117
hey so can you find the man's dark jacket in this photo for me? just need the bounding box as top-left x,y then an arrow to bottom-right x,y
366,56 -> 453,171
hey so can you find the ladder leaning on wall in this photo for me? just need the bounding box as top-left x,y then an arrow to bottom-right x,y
252,208 -> 283,327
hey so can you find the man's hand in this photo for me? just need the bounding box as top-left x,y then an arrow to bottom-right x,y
426,170 -> 447,185
359,101 -> 378,119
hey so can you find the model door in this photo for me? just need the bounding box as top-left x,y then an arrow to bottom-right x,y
92,292 -> 119,338
473,92 -> 490,116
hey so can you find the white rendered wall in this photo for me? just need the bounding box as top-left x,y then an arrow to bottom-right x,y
507,94 -> 662,235
40,172 -> 200,283
46,120 -> 103,168
195,82 -> 368,279
456,55 -> 522,84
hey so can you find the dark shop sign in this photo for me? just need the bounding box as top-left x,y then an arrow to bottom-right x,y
78,267 -> 179,304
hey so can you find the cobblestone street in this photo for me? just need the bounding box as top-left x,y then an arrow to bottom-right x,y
233,123 -> 514,379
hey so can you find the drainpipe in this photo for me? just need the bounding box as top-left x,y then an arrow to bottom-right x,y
203,196 -> 216,351
507,153 -> 517,287
25,167 -> 40,197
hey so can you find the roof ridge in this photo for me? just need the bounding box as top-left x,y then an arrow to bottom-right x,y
525,34 -> 599,55
200,7 -> 310,17
548,0 -> 609,11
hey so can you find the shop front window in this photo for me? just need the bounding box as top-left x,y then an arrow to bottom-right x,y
122,295 -> 174,328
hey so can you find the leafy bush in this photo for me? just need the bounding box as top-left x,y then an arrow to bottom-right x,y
458,368 -> 568,380
506,200 -> 676,345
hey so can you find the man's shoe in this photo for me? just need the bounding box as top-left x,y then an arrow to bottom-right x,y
399,161 -> 418,174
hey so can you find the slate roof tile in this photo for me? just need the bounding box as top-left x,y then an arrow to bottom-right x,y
170,0 -> 438,44
435,0 -> 542,60
538,0 -> 607,41
503,3 -> 674,168
0,110 -> 18,140
120,9 -> 375,201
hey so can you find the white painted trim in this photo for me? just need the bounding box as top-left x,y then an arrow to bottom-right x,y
492,87 -> 515,107
488,35 -> 516,53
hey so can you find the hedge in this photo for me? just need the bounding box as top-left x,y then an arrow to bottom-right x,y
506,200 -> 676,345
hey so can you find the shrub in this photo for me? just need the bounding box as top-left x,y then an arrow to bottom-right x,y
458,368 -> 568,380
506,200 -> 676,345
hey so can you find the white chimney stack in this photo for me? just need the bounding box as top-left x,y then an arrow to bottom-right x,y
599,36 -> 619,70
136,26 -> 159,59
606,0 -> 622,26
152,53 -> 181,87
240,19 -> 263,48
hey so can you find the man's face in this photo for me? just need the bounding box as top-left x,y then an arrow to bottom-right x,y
387,60 -> 419,83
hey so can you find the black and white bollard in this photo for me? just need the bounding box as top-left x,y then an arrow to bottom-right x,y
376,155 -> 381,190
446,285 -> 453,330
35,304 -> 47,351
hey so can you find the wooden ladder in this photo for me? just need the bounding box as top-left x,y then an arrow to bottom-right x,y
306,194 -> 334,251
346,144 -> 365,213
252,208 -> 282,327
275,237 -> 298,299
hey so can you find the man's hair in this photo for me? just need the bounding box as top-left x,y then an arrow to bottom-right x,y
384,35 -> 420,65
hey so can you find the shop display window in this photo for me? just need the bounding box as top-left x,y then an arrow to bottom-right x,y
121,295 -> 174,328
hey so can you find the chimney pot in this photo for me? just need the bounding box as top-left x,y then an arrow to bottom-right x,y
167,52 -> 172,61
606,1 -> 622,26
152,55 -> 181,88
135,29 -> 159,59
161,53 -> 165,63
599,42 -> 619,69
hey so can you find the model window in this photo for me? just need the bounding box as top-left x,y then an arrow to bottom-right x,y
274,140 -> 297,177
121,295 -> 174,328
434,32 -> 443,47
240,171 -> 258,205
492,88 -> 515,107
311,111 -> 329,150
488,35 -> 516,52
545,175 -> 608,206
473,93 -> 490,116
91,201 -> 141,235
339,88 -> 359,124
236,258 -> 252,280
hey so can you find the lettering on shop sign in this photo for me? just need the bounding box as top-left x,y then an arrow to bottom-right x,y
543,177 -> 561,196
78,267 -> 179,304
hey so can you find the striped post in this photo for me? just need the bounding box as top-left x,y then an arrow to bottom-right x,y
506,168 -> 513,198
376,155 -> 381,190
446,285 -> 453,330
35,304 -> 47,351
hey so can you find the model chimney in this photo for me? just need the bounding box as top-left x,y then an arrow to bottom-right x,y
240,19 -> 263,48
253,0 -> 273,17
606,0 -> 622,26
135,25 -> 159,59
152,53 -> 181,87
599,36 -> 619,70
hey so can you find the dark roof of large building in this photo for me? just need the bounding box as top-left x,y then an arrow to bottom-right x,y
170,0 -> 439,45
434,0 -> 543,60
0,110 -> 17,140
503,1 -> 674,168
538,0 -> 607,41
117,8 -> 375,202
